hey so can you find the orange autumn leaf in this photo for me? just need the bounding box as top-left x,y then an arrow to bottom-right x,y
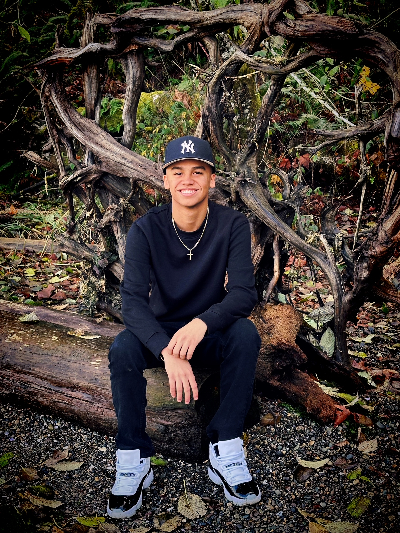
298,153 -> 311,169
279,157 -> 292,171
334,404 -> 352,426
270,174 -> 282,185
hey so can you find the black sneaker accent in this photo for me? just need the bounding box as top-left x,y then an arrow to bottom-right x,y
235,480 -> 260,499
108,492 -> 140,514
107,468 -> 152,518
209,464 -> 260,502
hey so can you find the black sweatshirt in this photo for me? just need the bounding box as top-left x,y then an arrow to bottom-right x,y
120,201 -> 258,357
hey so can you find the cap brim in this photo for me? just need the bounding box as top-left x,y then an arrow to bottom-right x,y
162,157 -> 215,173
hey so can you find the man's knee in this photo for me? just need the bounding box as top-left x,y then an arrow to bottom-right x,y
109,329 -> 144,372
226,318 -> 261,354
232,318 -> 261,351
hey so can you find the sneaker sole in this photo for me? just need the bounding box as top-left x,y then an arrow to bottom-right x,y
208,466 -> 261,506
107,468 -> 154,519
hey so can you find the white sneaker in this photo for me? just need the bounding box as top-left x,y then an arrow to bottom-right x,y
107,449 -> 154,519
208,437 -> 261,506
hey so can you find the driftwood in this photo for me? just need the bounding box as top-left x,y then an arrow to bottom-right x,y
0,300 -> 364,461
251,303 -> 364,423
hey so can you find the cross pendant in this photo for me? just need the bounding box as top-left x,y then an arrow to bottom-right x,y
187,250 -> 193,260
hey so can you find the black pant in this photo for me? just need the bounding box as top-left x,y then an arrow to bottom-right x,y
108,318 -> 261,457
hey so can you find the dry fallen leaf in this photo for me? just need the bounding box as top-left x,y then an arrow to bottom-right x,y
358,438 -> 378,454
27,494 -> 63,508
260,412 -> 281,426
53,461 -> 84,471
43,448 -> 69,467
153,514 -> 182,532
19,312 -> 40,322
324,522 -> 359,533
309,523 -> 327,533
353,413 -> 373,426
178,492 -> 207,519
334,405 -> 352,426
20,467 -> 39,481
98,523 -> 121,533
299,509 -> 359,533
129,527 -> 151,533
297,458 -> 330,469
335,440 -> 350,447
293,465 -> 314,482
160,517 -> 182,532
67,329 -> 100,340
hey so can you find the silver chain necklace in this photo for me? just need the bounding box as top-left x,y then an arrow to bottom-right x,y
171,207 -> 209,260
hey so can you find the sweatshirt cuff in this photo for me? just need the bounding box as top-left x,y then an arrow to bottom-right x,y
196,311 -> 223,335
146,332 -> 171,358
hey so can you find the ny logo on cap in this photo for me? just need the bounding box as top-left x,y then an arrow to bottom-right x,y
181,139 -> 195,154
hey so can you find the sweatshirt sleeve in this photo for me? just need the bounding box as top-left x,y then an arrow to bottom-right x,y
196,217 -> 258,333
120,223 -> 171,357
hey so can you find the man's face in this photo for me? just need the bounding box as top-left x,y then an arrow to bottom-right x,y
163,159 -> 216,209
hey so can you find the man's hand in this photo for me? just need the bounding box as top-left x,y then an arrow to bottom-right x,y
161,351 -> 198,404
165,318 -> 207,360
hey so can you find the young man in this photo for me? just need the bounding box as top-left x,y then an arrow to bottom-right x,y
107,135 -> 261,519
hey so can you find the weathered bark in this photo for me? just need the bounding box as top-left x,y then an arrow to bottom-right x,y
252,304 -> 364,423
120,47 -> 145,150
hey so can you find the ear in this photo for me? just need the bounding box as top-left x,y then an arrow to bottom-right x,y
209,173 -> 216,189
163,174 -> 170,190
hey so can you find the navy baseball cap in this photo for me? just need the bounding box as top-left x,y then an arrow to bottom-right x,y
163,135 -> 215,173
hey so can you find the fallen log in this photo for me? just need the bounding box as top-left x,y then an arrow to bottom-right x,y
0,300 -> 365,461
0,237 -> 98,255
0,237 -> 63,254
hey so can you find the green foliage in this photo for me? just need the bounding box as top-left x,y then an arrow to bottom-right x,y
116,0 -> 159,13
0,452 -> 14,468
100,97 -> 124,133
0,201 -> 67,239
134,76 -> 204,161
210,0 -> 239,8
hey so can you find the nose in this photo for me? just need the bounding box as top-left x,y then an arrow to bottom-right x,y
181,172 -> 195,183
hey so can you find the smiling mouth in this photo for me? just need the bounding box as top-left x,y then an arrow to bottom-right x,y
179,189 -> 198,195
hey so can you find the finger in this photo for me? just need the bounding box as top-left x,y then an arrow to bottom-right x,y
189,374 -> 198,401
171,344 -> 182,359
175,380 -> 183,403
163,346 -> 173,358
169,376 -> 176,399
183,378 -> 191,405
172,341 -> 182,357
167,336 -> 178,353
179,343 -> 189,359
186,343 -> 196,360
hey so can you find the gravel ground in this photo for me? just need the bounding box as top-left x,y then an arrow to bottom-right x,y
1,386 -> 399,533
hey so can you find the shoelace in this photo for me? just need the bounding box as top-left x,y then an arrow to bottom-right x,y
113,461 -> 146,494
217,451 -> 251,485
